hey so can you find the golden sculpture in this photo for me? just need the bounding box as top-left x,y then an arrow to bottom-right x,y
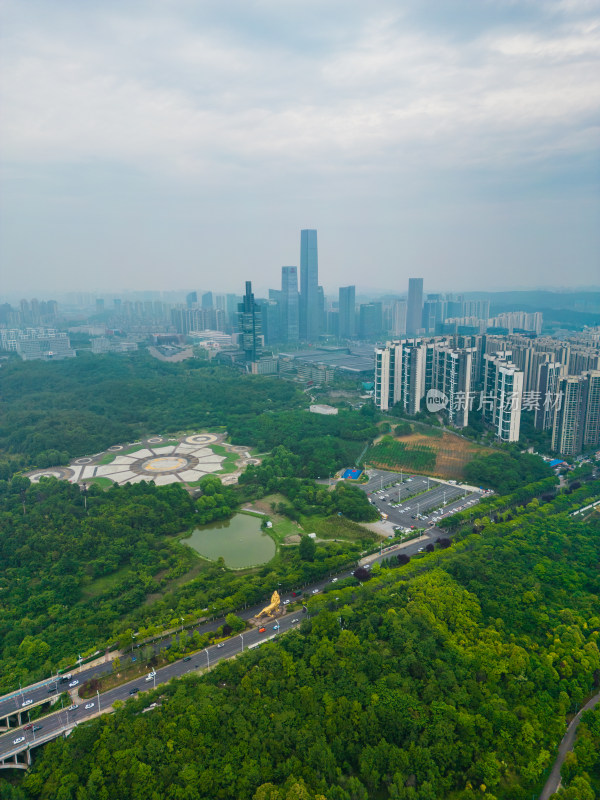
256,591 -> 281,619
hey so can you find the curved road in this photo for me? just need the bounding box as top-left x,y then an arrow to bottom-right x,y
539,691 -> 600,800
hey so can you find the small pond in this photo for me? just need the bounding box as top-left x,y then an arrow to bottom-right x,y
182,514 -> 276,569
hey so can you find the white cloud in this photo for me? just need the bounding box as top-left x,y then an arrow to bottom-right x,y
0,0 -> 598,292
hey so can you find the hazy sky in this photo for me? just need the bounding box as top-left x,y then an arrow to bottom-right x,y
1,0 -> 599,298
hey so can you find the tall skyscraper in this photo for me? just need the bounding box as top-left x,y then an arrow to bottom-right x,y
186,291 -> 198,308
281,267 -> 299,342
201,292 -> 213,310
338,286 -> 356,339
238,281 -> 262,362
407,278 -> 424,336
299,229 -> 319,341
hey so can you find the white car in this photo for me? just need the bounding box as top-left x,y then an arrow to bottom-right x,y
13,736 -> 25,745
68,680 -> 79,688
331,578 -> 338,583
312,589 -> 319,594
292,619 -> 299,623
145,673 -> 156,682
68,704 -> 78,711
84,702 -> 95,710
21,699 -> 32,707
282,599 -> 290,605
217,642 -> 225,648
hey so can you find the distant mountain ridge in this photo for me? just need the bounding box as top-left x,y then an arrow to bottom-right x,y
463,290 -> 600,313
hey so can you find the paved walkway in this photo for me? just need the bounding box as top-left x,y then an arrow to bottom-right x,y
539,690 -> 600,800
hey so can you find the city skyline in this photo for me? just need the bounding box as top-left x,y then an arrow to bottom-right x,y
1,0 -> 598,295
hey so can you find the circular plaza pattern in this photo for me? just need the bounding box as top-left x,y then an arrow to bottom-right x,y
142,456 -> 189,472
25,433 -> 255,488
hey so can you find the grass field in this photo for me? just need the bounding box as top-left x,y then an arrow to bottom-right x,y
367,430 -> 485,480
300,514 -> 379,545
209,444 -> 240,474
85,476 -> 115,489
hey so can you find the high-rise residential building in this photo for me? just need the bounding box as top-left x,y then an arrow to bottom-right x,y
400,340 -> 426,415
375,341 -> 403,412
391,300 -> 407,337
569,349 -> 600,374
433,346 -> 473,428
375,337 -> 472,426
281,266 -> 299,343
406,278 -> 424,336
581,371 -> 600,451
445,295 -> 464,319
317,286 -> 326,335
483,353 -> 523,442
553,371 -> 600,456
238,281 -> 263,362
201,292 -> 214,310
422,294 -> 445,334
186,291 -> 198,308
256,299 -> 280,345
359,302 -> 383,340
535,362 -> 564,430
375,339 -> 428,415
552,376 -> 585,456
338,286 -> 356,339
299,229 -> 319,341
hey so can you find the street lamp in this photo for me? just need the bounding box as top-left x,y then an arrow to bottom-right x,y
180,617 -> 185,634
240,633 -> 244,652
97,690 -> 100,713
205,648 -> 210,669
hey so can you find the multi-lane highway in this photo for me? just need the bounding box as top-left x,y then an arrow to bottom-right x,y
0,613 -> 307,762
0,517 -> 457,764
0,468 -> 478,763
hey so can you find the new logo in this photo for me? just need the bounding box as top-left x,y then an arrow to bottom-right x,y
426,388 -> 448,413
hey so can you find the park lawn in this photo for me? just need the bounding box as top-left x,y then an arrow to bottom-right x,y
80,567 -> 133,600
85,476 -> 115,489
239,494 -> 304,544
208,443 -> 240,474
270,517 -> 302,544
367,429 -> 486,480
299,514 -> 378,545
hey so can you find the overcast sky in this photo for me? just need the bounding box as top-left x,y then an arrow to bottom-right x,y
1,0 -> 599,299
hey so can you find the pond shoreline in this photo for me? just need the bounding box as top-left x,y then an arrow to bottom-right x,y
182,513 -> 276,569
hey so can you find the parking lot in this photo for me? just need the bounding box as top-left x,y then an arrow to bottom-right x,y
360,468 -> 483,532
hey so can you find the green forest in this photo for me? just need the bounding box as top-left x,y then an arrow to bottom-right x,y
463,449 -> 552,493
556,704 -> 600,799
0,472 -> 377,693
0,353 -> 304,478
8,484 -> 600,800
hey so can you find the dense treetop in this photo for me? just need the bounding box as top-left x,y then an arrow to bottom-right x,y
0,353 -> 304,475
14,489 -> 600,800
463,449 -> 552,493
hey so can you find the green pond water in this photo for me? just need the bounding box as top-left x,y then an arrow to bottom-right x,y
182,514 -> 276,569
